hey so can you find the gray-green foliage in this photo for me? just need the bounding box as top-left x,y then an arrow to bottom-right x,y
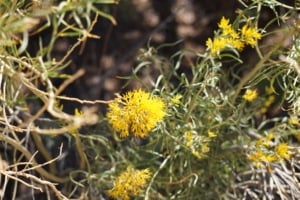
1,0 -> 300,199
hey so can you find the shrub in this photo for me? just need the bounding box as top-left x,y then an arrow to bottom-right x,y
1,0 -> 300,199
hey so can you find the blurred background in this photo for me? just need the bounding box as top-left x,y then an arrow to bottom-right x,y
30,0 -> 245,111
25,0 -> 295,114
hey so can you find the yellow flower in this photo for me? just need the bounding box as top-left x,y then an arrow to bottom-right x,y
108,167 -> 152,200
275,143 -> 290,160
241,24 -> 261,47
289,117 -> 300,126
255,133 -> 274,147
223,28 -> 239,39
206,17 -> 263,56
248,150 -> 265,167
266,133 -> 275,141
107,89 -> 166,138
219,19 -> 239,39
218,17 -> 231,30
74,108 -> 83,117
208,131 -> 217,138
207,17 -> 241,55
242,89 -> 258,102
264,95 -> 275,107
201,143 -> 210,153
248,150 -> 277,168
249,135 -> 291,168
265,86 -> 275,95
171,94 -> 182,105
192,150 -> 204,158
227,38 -> 244,51
256,138 -> 270,147
184,131 -> 194,147
206,37 -> 227,56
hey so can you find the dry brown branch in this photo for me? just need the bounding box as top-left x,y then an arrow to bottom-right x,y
0,145 -> 69,199
56,95 -> 111,104
0,134 -> 69,183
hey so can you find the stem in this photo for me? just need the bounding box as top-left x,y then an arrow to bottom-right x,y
145,155 -> 170,200
0,134 -> 69,183
31,133 -> 57,174
74,134 -> 89,171
230,28 -> 294,105
183,56 -> 210,121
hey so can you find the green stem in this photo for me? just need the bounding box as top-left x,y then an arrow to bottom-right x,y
183,56 -> 210,121
230,28 -> 294,105
74,134 -> 90,172
31,133 -> 57,174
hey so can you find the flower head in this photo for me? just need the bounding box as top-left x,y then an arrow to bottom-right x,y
289,117 -> 300,126
208,131 -> 217,138
241,24 -> 261,47
171,94 -> 182,105
206,16 -> 262,56
206,37 -> 227,56
107,89 -> 166,138
184,131 -> 194,147
275,143 -> 290,160
248,134 -> 292,168
266,133 -> 275,141
218,17 -> 239,39
242,89 -> 258,102
227,37 -> 245,50
108,167 -> 152,200
218,17 -> 231,30
248,149 -> 277,168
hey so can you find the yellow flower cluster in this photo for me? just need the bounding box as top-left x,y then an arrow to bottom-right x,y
108,167 -> 152,200
184,130 -> 217,158
206,17 -> 261,56
248,133 -> 291,168
242,89 -> 258,102
107,89 -> 166,138
241,24 -> 262,47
